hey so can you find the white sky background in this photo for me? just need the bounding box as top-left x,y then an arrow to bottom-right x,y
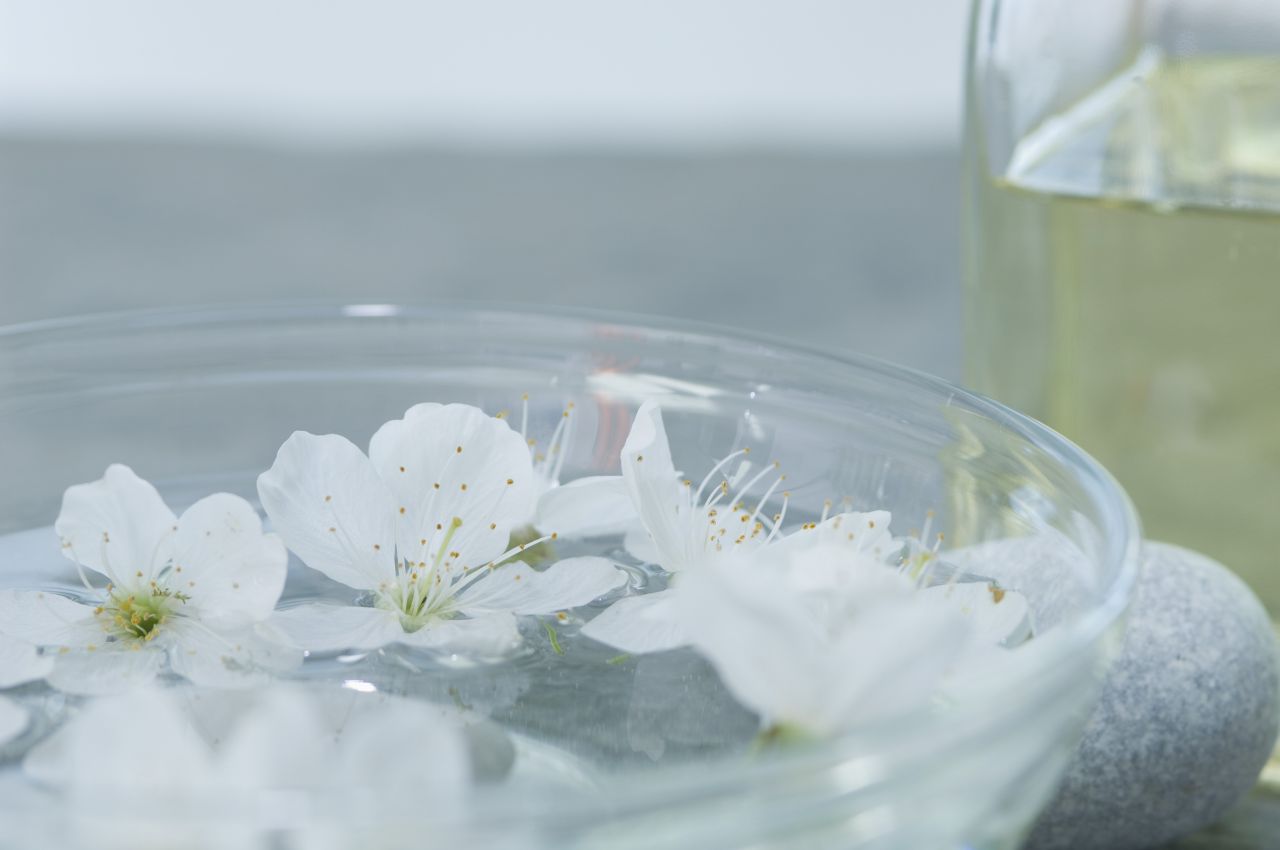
0,0 -> 970,149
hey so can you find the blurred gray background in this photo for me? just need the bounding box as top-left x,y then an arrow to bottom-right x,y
0,0 -> 965,378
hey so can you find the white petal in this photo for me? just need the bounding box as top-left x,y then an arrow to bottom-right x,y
216,689 -> 333,787
25,688 -> 211,790
257,431 -> 399,591
579,590 -> 688,654
0,696 -> 28,745
53,464 -> 177,588
677,564 -> 830,725
678,558 -> 968,734
368,403 -> 535,570
0,590 -> 97,646
0,634 -> 53,688
771,510 -> 897,561
917,582 -> 1031,647
340,699 -> 469,801
397,612 -> 521,655
623,523 -> 662,564
618,402 -> 688,571
171,493 -> 288,630
457,557 -> 627,616
46,645 -> 164,696
167,621 -> 303,688
534,476 -> 637,538
270,603 -> 404,653
365,401 -> 446,470
817,602 -> 964,731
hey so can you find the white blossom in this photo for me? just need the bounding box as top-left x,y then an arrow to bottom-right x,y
0,465 -> 293,695
258,403 -> 626,655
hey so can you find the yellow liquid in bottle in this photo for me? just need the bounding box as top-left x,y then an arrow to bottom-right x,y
966,54 -> 1280,614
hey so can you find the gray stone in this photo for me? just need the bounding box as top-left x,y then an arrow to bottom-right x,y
1025,542 -> 1280,850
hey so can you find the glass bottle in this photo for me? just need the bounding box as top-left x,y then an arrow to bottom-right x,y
963,0 -> 1280,618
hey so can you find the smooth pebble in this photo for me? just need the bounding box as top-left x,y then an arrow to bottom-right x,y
1024,541 -> 1279,850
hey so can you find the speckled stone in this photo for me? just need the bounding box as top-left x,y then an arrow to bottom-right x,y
1025,542 -> 1280,850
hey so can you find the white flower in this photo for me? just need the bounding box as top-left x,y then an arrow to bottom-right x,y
676,546 -> 958,737
23,685 -> 471,850
257,403 -> 627,655
580,400 -> 800,654
677,533 -> 1031,737
0,465 -> 292,695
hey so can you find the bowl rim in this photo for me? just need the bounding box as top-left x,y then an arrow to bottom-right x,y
0,300 -> 1142,823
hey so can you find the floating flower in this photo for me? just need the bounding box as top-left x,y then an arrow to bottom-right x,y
23,685 -> 471,850
673,517 -> 1032,739
677,545 -> 972,738
257,403 -> 627,655
0,465 -> 292,695
581,400 -> 802,653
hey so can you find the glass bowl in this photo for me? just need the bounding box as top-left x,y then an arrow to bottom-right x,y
0,304 -> 1139,850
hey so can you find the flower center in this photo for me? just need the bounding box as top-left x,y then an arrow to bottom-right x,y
97,584 -> 187,642
688,451 -> 789,556
380,516 -> 464,633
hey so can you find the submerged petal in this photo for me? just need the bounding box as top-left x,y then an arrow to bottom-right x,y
0,634 -> 54,689
271,603 -> 404,653
258,432 -> 399,591
0,590 -> 97,646
368,403 -> 535,570
579,589 -> 688,654
0,696 -> 27,745
457,557 -> 626,616
54,464 -> 177,588
534,475 -> 637,538
24,688 -> 212,791
396,612 -> 521,656
167,621 -> 303,688
46,645 -> 165,696
172,493 -> 288,630
340,698 -> 470,802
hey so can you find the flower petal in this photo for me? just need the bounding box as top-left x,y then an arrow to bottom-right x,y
270,603 -> 404,653
54,464 -> 177,588
534,475 -> 637,538
677,563 -> 830,726
0,696 -> 28,745
770,510 -> 896,561
0,634 -> 54,688
171,493 -> 288,630
457,557 -> 626,616
167,621 -> 303,688
0,590 -> 97,646
257,431 -> 399,591
623,524 -> 662,565
619,403 -> 688,571
579,589 -> 688,654
917,582 -> 1031,648
46,645 -> 164,696
215,688 -> 333,787
340,698 -> 469,801
24,688 -> 211,790
397,612 -> 521,656
368,403 -> 535,570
